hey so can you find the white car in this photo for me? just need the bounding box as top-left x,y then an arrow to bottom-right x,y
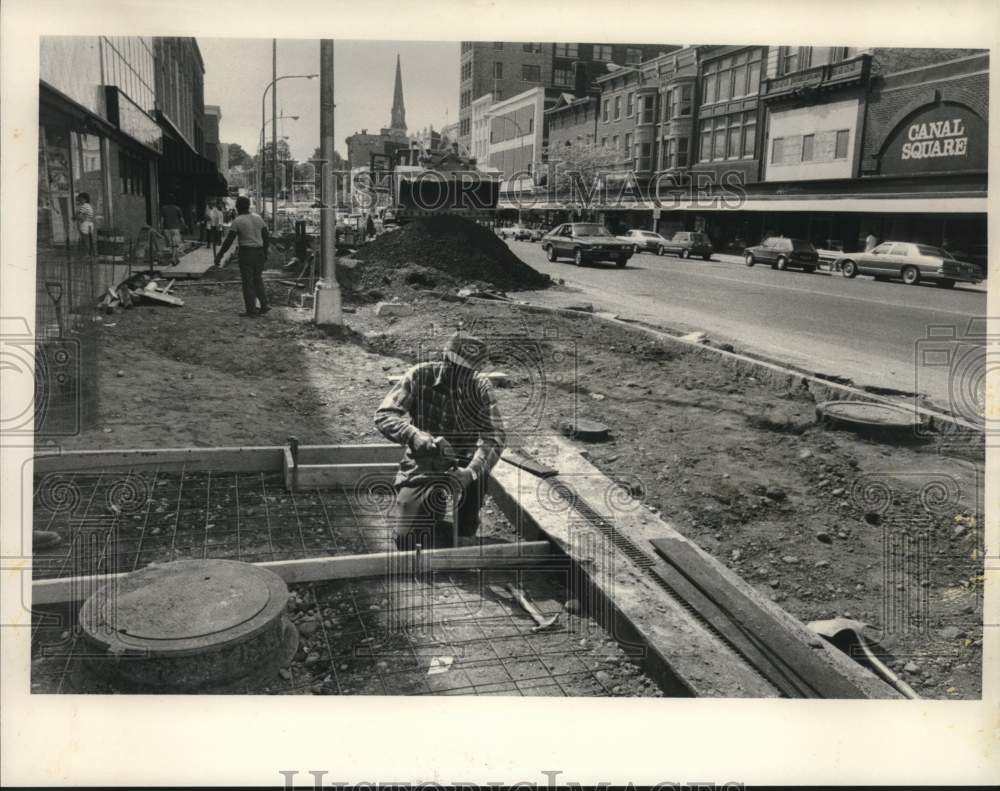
617,229 -> 670,254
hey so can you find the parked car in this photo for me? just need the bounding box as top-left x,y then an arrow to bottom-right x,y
744,237 -> 819,272
836,241 -> 984,287
497,223 -> 533,241
541,223 -> 633,267
617,229 -> 670,255
527,226 -> 546,242
659,230 -> 714,260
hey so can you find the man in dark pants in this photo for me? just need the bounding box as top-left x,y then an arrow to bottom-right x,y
215,196 -> 270,317
374,332 -> 506,550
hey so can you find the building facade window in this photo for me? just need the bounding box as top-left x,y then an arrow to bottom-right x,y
702,49 -> 764,105
614,95 -> 621,120
640,95 -> 655,124
771,137 -> 785,163
624,132 -> 632,155
699,113 -> 757,162
522,43 -> 541,53
741,113 -> 756,157
612,134 -> 619,149
602,98 -> 610,122
802,133 -> 814,161
626,91 -> 635,117
664,84 -> 692,121
493,62 -> 503,79
553,67 -> 572,86
626,47 -> 642,65
594,45 -> 613,61
638,142 -> 652,170
677,136 -> 689,168
601,137 -> 608,147
555,43 -> 578,58
834,129 -> 850,158
522,64 -> 540,81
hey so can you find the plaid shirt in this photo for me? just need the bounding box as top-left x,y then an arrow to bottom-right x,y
375,361 -> 506,486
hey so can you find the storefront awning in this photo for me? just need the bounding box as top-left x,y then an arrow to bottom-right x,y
499,195 -> 986,214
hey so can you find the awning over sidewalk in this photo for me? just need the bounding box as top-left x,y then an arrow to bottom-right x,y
499,195 -> 987,214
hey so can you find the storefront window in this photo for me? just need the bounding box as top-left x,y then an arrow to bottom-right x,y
39,126 -> 75,245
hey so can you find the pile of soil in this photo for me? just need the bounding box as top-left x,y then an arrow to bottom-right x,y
347,215 -> 551,300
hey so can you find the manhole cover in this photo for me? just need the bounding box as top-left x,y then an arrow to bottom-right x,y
560,418 -> 610,442
816,401 -> 921,431
111,563 -> 272,641
80,559 -> 296,691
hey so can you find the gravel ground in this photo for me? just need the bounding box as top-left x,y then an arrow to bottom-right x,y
50,280 -> 984,699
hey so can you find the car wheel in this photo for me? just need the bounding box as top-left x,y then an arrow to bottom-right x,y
842,260 -> 858,278
902,266 -> 921,285
545,245 -> 557,262
574,248 -> 585,267
616,257 -> 628,268
703,254 -> 712,261
803,265 -> 815,273
776,256 -> 788,271
633,245 -> 641,255
657,245 -> 664,256
745,253 -> 755,267
936,279 -> 956,289
680,248 -> 690,259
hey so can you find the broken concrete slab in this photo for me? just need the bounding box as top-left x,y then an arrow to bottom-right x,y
375,301 -> 414,317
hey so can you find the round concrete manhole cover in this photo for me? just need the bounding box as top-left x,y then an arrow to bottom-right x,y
81,559 -> 287,654
111,564 -> 271,640
817,401 -> 920,431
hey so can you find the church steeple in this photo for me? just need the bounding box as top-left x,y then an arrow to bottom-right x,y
389,54 -> 406,133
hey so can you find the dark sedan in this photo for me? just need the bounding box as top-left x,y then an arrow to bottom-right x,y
541,223 -> 633,267
744,237 -> 819,272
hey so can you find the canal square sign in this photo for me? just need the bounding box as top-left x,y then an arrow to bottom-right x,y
880,103 -> 987,175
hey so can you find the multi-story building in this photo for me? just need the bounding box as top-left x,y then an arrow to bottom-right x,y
39,36 -> 164,252
204,104 -> 222,166
458,42 -> 677,151
487,86 -> 561,191
153,38 -> 225,227
469,93 -> 494,170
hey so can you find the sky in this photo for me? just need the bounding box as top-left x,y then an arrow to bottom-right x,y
200,38 -> 459,163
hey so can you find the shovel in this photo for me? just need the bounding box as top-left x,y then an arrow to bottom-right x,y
807,618 -> 920,699
489,583 -> 560,633
45,282 -> 65,337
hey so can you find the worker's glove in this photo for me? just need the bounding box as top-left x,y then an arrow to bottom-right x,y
409,430 -> 438,457
450,466 -> 476,492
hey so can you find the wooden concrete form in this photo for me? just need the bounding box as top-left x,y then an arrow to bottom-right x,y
32,540 -> 559,606
282,443 -> 400,491
488,435 -> 899,699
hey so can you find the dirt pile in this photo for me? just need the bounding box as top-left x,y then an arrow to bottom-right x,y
345,215 -> 550,300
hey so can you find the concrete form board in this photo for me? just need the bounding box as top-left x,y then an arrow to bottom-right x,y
490,435 -> 898,698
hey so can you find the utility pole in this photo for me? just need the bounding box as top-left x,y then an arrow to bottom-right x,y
271,39 -> 278,230
314,38 -> 342,327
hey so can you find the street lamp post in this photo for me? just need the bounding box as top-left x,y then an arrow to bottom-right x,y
258,70 -> 317,212
314,38 -> 341,328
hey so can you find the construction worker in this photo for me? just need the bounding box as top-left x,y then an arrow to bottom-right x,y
374,332 -> 506,550
215,195 -> 271,317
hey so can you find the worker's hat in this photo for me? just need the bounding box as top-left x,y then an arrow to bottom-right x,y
443,332 -> 488,369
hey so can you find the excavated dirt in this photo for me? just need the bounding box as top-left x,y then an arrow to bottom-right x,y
348,216 -> 551,298
47,287 -> 984,699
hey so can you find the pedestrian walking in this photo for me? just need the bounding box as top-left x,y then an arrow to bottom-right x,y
215,195 -> 270,317
206,200 -> 224,257
160,194 -> 187,261
75,192 -> 95,256
864,230 -> 879,251
365,213 -> 377,240
374,332 -> 506,550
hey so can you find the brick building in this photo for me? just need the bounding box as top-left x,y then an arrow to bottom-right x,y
458,42 -> 676,150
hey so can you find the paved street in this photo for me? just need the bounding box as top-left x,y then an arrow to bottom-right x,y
508,240 -> 988,413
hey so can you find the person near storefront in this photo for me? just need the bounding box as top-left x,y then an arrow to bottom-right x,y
74,192 -> 95,256
160,194 -> 187,259
214,195 -> 271,317
206,200 -> 225,257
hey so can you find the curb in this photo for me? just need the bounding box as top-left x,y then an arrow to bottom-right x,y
466,296 -> 984,447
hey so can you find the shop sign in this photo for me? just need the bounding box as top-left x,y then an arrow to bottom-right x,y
881,104 -> 986,174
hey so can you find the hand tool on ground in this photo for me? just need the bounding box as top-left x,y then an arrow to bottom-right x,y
807,617 -> 920,700
506,583 -> 560,632
44,282 -> 65,337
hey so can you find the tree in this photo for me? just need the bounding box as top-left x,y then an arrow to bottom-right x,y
539,138 -> 629,201
225,142 -> 252,168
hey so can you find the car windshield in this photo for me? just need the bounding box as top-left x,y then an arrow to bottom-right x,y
574,224 -> 611,237
791,239 -> 814,251
916,245 -> 954,259
643,232 -> 659,238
